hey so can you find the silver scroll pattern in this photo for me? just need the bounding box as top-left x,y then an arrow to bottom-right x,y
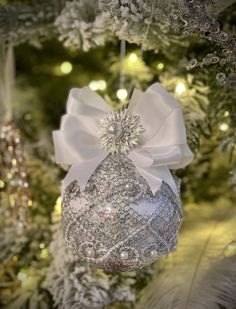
62,153 -> 182,272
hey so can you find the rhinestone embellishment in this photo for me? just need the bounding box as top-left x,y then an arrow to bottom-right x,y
99,109 -> 144,154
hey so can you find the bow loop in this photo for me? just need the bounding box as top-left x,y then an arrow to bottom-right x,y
53,83 -> 193,196
67,87 -> 111,116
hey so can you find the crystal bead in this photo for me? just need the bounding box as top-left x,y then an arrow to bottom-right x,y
85,182 -> 95,192
108,123 -> 123,136
124,182 -> 136,196
150,249 -> 158,258
120,251 -> 129,260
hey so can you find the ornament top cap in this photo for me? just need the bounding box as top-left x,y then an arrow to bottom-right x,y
53,83 -> 193,196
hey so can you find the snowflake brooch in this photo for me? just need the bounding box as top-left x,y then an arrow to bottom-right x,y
99,109 -> 144,154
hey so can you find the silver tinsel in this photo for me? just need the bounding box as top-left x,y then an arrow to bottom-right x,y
62,153 -> 182,272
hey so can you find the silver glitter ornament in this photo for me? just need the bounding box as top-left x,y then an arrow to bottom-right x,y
62,153 -> 182,272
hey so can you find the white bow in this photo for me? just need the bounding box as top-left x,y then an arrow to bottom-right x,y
53,83 -> 193,196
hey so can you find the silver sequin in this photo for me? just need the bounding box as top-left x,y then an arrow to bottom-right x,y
62,154 -> 182,272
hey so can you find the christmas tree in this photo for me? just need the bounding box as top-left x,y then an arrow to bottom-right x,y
0,1 -> 236,308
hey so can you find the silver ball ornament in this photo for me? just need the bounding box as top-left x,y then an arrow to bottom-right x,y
62,154 -> 182,272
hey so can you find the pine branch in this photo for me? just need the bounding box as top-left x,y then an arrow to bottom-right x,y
0,1 -> 59,46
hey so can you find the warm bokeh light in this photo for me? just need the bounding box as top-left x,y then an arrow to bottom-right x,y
89,80 -> 107,91
98,80 -> 107,90
17,270 -> 27,282
60,61 -> 73,74
40,248 -> 49,259
39,243 -> 45,249
219,122 -> 229,132
116,88 -> 128,101
156,62 -> 164,70
128,53 -> 138,63
175,82 -> 186,95
55,196 -> 62,215
0,180 -> 5,188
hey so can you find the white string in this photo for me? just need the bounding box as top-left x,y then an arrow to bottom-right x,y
119,39 -> 126,90
0,45 -> 14,122
127,0 -> 157,99
139,0 -> 157,59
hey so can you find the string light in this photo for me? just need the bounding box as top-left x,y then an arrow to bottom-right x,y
60,61 -> 73,74
0,180 -> 5,188
98,80 -> 107,90
0,123 -> 31,225
7,173 -> 12,179
224,111 -> 229,117
17,270 -> 27,282
219,123 -> 229,132
40,248 -> 49,259
55,196 -> 62,215
175,82 -> 186,95
128,53 -> 138,63
116,88 -> 128,101
156,63 -> 164,71
39,243 -> 45,249
89,80 -> 107,91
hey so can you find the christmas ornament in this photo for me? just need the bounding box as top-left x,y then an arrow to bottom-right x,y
0,122 -> 30,226
53,83 -> 193,272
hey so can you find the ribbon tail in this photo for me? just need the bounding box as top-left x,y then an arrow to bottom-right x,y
168,144 -> 193,169
135,165 -> 179,197
62,151 -> 108,190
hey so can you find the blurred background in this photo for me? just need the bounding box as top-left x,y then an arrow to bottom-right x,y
0,0 -> 236,308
